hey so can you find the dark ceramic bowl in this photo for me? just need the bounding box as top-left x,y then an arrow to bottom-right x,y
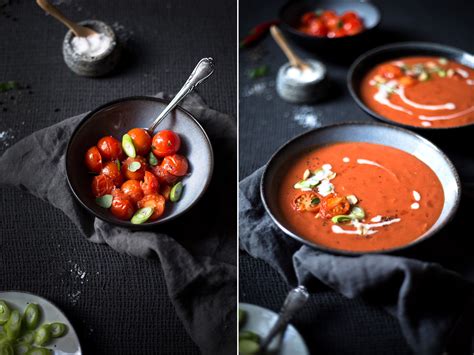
348,42 -> 474,130
279,0 -> 380,53
261,122 -> 461,255
66,96 -> 213,228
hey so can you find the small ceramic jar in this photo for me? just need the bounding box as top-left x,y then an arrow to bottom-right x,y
63,20 -> 120,77
276,59 -> 328,104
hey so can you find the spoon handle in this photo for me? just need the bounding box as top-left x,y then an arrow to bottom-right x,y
270,26 -> 306,69
36,0 -> 83,37
260,285 -> 309,350
147,58 -> 215,134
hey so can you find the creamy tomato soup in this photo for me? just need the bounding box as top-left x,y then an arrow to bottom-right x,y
278,142 -> 444,252
360,56 -> 474,128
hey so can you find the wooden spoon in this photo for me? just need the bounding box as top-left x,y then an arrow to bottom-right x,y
36,0 -> 98,37
270,25 -> 310,71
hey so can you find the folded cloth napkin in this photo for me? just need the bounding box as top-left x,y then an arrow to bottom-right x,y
0,92 -> 237,355
240,167 -> 474,355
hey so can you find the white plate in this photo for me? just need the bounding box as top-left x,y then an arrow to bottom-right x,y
0,291 -> 82,354
239,303 -> 309,355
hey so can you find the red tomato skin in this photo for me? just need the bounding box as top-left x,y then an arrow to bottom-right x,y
137,193 -> 166,221
101,161 -> 123,187
151,165 -> 179,185
128,128 -> 152,156
140,171 -> 160,195
160,184 -> 171,201
110,195 -> 135,220
301,11 -> 317,25
161,154 -> 189,177
343,18 -> 363,35
85,146 -> 103,173
121,157 -> 146,181
91,174 -> 115,197
97,136 -> 123,161
151,130 -> 181,158
308,19 -> 328,37
121,180 -> 145,204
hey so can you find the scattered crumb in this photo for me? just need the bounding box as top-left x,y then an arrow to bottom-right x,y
293,106 -> 321,129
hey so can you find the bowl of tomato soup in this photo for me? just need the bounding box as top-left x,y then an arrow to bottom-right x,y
349,42 -> 474,129
261,123 -> 460,254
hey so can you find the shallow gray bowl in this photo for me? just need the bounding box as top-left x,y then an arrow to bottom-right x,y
66,96 -> 214,229
348,42 -> 474,130
261,122 -> 461,255
63,20 -> 120,77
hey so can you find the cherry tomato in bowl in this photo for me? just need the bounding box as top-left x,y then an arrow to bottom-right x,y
97,136 -> 123,160
128,128 -> 152,156
152,130 -> 181,158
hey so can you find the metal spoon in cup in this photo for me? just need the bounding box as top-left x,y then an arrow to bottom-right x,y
36,0 -> 98,37
147,57 -> 215,135
259,285 -> 309,352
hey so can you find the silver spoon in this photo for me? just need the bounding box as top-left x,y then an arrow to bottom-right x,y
147,57 -> 215,135
260,285 -> 309,351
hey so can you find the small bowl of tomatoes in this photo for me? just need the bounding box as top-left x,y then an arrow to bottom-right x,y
279,0 -> 381,54
66,96 -> 213,228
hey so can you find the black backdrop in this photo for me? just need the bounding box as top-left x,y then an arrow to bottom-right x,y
239,0 -> 474,354
0,0 -> 235,354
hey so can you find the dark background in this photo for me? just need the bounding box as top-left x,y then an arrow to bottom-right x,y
0,0 -> 235,354
239,0 -> 474,354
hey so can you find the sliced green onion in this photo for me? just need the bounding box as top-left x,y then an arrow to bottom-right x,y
239,339 -> 260,355
122,134 -> 136,158
148,152 -> 159,166
437,70 -> 447,77
13,343 -> 31,355
115,159 -> 121,170
331,215 -> 353,224
239,330 -> 260,342
17,331 -> 34,345
350,206 -> 365,220
0,342 -> 13,355
49,322 -> 67,338
33,325 -> 50,346
248,65 -> 268,79
127,161 -> 141,172
95,194 -> 113,208
238,309 -> 247,328
310,197 -> 320,206
0,301 -> 10,325
0,81 -> 18,93
5,310 -> 21,341
170,182 -> 183,202
25,348 -> 51,355
438,57 -> 448,65
346,195 -> 358,205
23,304 -> 40,330
418,71 -> 429,81
131,207 -> 154,225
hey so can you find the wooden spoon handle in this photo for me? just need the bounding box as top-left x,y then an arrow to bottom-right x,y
36,0 -> 84,37
270,25 -> 305,68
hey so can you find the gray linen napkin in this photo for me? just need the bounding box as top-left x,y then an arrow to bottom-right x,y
0,92 -> 237,355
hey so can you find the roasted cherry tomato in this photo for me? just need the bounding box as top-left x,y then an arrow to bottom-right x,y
341,11 -> 358,22
97,136 -> 123,161
128,128 -> 152,156
121,157 -> 146,181
137,193 -> 166,221
301,11 -> 317,25
319,194 -> 350,219
140,171 -> 159,195
110,192 -> 135,220
378,64 -> 403,79
121,179 -> 144,204
343,18 -> 363,35
85,146 -> 103,173
160,184 -> 172,201
308,19 -> 328,37
293,192 -> 321,212
101,161 -> 123,187
151,130 -> 181,158
399,76 -> 417,87
151,165 -> 179,185
161,154 -> 188,177
91,174 -> 114,197
327,28 -> 346,38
